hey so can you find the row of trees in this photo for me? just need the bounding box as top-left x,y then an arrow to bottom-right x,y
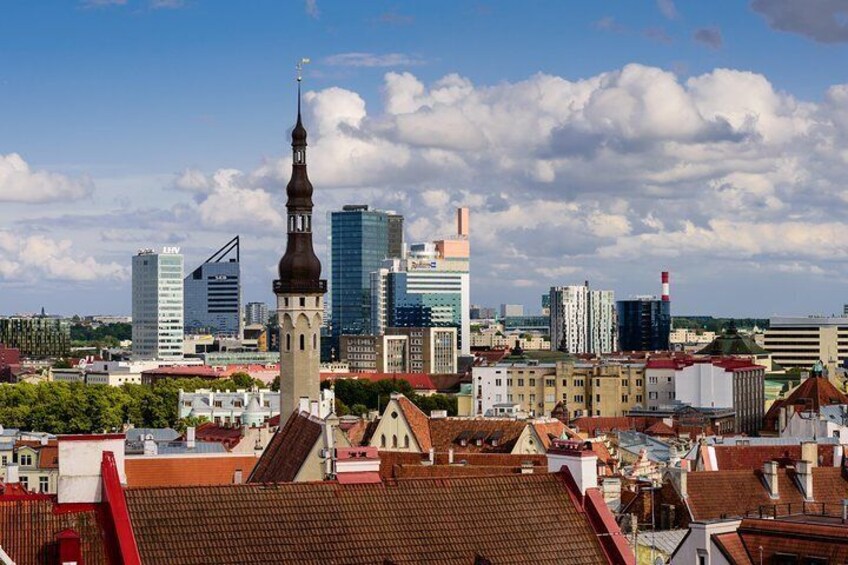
0,376 -> 255,435
671,317 -> 769,332
70,322 -> 132,347
0,374 -> 456,434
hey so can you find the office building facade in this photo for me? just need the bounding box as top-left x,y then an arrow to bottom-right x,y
617,298 -> 671,351
330,205 -> 403,350
132,249 -> 184,360
387,327 -> 457,374
763,316 -> 848,371
245,302 -> 270,327
0,317 -> 70,359
184,237 -> 241,336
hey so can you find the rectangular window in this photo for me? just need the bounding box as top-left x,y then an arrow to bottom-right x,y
529,394 -> 536,403
19,454 -> 32,466
636,395 -> 643,403
561,379 -> 568,387
545,379 -> 555,387
529,379 -> 536,387
507,379 -> 513,386
494,379 -> 502,387
636,379 -> 643,386
517,379 -> 524,387
39,476 -> 49,493
596,394 -> 601,402
20,476 -> 28,490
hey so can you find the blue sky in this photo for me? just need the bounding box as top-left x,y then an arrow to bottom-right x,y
3,0 -> 848,317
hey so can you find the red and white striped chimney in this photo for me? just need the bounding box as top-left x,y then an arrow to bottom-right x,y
661,271 -> 670,302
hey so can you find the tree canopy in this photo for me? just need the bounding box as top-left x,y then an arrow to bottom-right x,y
322,378 -> 457,417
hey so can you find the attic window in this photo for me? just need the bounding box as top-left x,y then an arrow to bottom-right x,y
488,430 -> 503,447
471,431 -> 488,446
455,430 -> 472,446
391,411 -> 398,419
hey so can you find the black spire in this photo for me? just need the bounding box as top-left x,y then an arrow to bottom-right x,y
274,76 -> 325,295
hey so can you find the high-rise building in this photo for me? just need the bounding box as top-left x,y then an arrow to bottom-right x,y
132,248 -> 184,360
184,236 -> 241,336
330,205 -> 403,351
274,81 -> 327,417
387,326 -> 458,374
549,283 -> 616,354
245,302 -> 270,326
500,304 -> 524,318
0,317 -> 70,359
371,208 -> 471,355
763,316 -> 848,371
617,272 -> 670,352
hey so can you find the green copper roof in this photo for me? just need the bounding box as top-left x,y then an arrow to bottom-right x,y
696,325 -> 769,356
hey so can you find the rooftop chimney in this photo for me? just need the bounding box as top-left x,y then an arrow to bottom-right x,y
661,271 -> 670,302
801,441 -> 818,467
457,207 -> 469,237
55,529 -> 82,565
143,435 -> 158,456
796,460 -> 814,500
763,461 -> 779,499
186,426 -> 196,450
5,464 -> 19,484
547,439 -> 598,495
333,447 -> 381,484
448,448 -> 454,464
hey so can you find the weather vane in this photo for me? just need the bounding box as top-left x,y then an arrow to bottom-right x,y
296,57 -> 311,82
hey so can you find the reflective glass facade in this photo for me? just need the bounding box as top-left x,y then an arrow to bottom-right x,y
616,299 -> 671,351
184,260 -> 240,335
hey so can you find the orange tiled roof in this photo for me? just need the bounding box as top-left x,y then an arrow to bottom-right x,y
764,375 -> 848,429
125,455 -> 258,488
712,532 -> 752,565
644,421 -> 676,437
377,451 -> 548,480
721,518 -> 848,564
428,418 -> 526,454
396,396 -> 432,452
248,411 -> 322,483
531,421 -> 571,450
124,473 -> 610,564
709,444 -> 834,470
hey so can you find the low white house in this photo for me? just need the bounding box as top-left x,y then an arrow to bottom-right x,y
784,404 -> 848,441
179,389 -> 280,427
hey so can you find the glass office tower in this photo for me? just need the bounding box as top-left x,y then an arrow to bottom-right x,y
184,237 -> 241,336
616,297 -> 671,351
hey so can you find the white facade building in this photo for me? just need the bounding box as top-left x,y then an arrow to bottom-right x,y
549,285 -> 616,354
132,249 -> 184,360
784,404 -> 848,441
179,389 -> 280,427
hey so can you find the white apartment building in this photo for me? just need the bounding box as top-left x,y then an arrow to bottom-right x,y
764,316 -> 848,371
132,249 -> 184,360
178,389 -> 280,427
549,285 -> 616,354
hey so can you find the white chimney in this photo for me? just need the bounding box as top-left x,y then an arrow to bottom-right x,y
796,460 -> 814,500
233,469 -> 243,484
298,396 -> 310,414
40,436 -> 48,446
5,464 -> 19,484
834,444 -> 844,468
547,440 -> 598,495
428,448 -> 435,464
57,434 -> 126,504
763,461 -> 779,499
143,434 -> 158,456
448,448 -> 454,464
186,426 -> 196,450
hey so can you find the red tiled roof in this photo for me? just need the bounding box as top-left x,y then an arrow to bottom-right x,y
571,416 -> 649,434
124,473 -> 613,564
377,451 -> 548,480
685,467 -> 848,520
644,421 -> 676,437
723,518 -> 848,564
0,497 -> 110,564
194,422 -> 243,449
712,532 -> 752,565
709,444 -> 834,470
396,396 -> 432,452
247,411 -> 323,483
343,418 -> 379,446
428,418 -> 527,454
531,421 -> 571,450
764,375 -> 848,429
125,455 -> 258,488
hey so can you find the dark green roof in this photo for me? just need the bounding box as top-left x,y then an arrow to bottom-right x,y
696,326 -> 768,356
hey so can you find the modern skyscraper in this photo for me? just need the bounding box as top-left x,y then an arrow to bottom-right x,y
274,78 -> 327,417
184,236 -> 241,336
0,316 -> 70,359
616,273 -> 671,351
132,248 -> 184,360
370,208 -> 471,355
549,283 -> 616,354
330,205 -> 403,351
245,301 -> 270,326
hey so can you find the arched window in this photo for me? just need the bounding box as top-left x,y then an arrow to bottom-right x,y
312,333 -> 317,349
380,434 -> 386,448
392,435 -> 398,448
285,333 -> 291,351
403,435 -> 410,448
299,334 -> 305,351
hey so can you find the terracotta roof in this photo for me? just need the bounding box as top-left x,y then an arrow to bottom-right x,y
708,444 -> 834,470
428,418 -> 527,454
764,375 -> 848,429
531,420 -> 571,450
571,416 -> 649,434
125,455 -> 258,488
720,518 -> 848,564
124,473 -> 611,564
396,396 -> 432,452
0,497 -> 110,564
343,418 -> 379,446
644,421 -> 676,437
194,422 -> 244,449
685,467 -> 848,520
377,451 -> 548,480
712,532 -> 752,565
247,411 -> 323,483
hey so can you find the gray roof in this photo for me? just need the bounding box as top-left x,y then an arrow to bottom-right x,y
700,435 -> 840,447
617,431 -> 674,463
125,440 -> 227,455
819,404 -> 848,424
125,428 -> 180,443
632,529 -> 688,555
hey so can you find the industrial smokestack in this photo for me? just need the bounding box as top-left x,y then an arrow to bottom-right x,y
661,271 -> 670,302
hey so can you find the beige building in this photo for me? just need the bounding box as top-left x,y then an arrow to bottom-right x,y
470,327 -> 549,350
473,360 -> 645,419
764,316 -> 848,371
386,327 -> 457,374
340,334 -> 409,373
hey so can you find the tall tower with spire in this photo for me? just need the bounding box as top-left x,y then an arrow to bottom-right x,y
274,64 -> 326,417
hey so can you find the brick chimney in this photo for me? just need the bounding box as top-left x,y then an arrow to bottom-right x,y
763,461 -> 779,499
547,439 -> 598,495
796,460 -> 814,501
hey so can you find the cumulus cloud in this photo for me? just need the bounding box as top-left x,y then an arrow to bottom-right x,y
0,231 -> 126,282
752,0 -> 848,43
694,27 -> 723,49
0,153 -> 93,203
324,53 -> 426,68
164,64 -> 848,311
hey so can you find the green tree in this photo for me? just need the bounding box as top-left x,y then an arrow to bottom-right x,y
230,372 -> 256,389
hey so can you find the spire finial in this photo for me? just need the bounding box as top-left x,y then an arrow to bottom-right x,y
296,57 -> 310,118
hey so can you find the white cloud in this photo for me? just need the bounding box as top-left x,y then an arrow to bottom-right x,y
0,231 -> 126,282
657,0 -> 678,19
305,0 -> 319,19
0,153 -> 93,203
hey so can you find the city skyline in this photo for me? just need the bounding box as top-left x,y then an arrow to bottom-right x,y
5,1 -> 848,317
